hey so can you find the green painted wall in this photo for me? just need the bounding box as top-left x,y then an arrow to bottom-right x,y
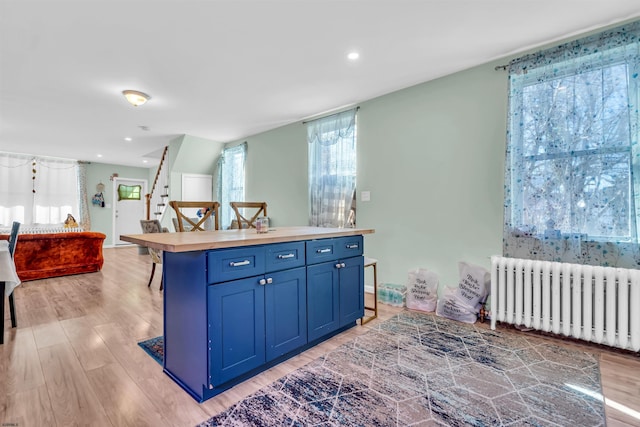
237,126 -> 309,228
227,58 -> 507,289
85,161 -> 151,245
357,60 -> 507,288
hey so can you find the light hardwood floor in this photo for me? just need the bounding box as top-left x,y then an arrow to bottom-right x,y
1,246 -> 639,426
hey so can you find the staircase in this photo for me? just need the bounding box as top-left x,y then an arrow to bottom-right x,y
145,146 -> 170,221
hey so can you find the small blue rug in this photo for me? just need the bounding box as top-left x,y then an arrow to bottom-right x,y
138,336 -> 163,365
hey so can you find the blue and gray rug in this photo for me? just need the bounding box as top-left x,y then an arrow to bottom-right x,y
189,311 -> 605,426
139,312 -> 605,426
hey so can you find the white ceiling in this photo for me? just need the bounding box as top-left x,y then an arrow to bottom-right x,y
2,1 -> 640,168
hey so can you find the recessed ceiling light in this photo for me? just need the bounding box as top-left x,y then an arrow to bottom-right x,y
124,137 -> 132,142
347,52 -> 360,60
97,154 -> 103,158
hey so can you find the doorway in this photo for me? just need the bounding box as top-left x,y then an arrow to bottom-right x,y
113,177 -> 147,245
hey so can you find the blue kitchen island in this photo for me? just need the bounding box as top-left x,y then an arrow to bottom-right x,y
120,226 -> 374,402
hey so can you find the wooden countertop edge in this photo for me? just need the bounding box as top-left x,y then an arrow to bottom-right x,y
120,227 -> 375,252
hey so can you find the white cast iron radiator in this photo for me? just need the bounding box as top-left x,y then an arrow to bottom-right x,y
490,256 -> 640,352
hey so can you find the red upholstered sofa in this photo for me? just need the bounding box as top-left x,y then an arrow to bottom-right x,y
0,231 -> 106,281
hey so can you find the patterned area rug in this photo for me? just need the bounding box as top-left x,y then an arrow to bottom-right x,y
138,336 -> 163,366
196,311 -> 605,427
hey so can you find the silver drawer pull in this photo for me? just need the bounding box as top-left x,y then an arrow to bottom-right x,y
346,244 -> 359,249
317,248 -> 331,253
229,260 -> 250,267
259,278 -> 266,285
266,277 -> 273,284
278,253 -> 295,259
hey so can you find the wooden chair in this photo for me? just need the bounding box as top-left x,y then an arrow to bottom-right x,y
139,220 -> 167,291
230,202 -> 267,229
169,201 -> 220,232
7,221 -> 20,328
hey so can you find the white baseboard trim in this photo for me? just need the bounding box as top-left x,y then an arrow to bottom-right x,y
365,284 -> 374,294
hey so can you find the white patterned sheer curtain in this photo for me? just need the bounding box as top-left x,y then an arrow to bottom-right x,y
0,152 -> 89,231
307,109 -> 357,228
504,21 -> 640,268
217,142 -> 247,229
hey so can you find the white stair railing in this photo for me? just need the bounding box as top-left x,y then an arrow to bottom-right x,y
146,146 -> 169,221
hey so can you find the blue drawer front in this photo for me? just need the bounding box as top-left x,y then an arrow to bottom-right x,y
265,242 -> 305,273
336,236 -> 363,259
306,238 -> 339,264
208,246 -> 266,284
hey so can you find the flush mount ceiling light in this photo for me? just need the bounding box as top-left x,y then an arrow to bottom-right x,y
122,90 -> 151,107
347,52 -> 360,60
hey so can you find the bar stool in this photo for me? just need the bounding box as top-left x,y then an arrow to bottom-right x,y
361,256 -> 378,325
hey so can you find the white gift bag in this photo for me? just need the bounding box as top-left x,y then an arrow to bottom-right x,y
454,261 -> 490,310
405,268 -> 439,312
436,287 -> 478,324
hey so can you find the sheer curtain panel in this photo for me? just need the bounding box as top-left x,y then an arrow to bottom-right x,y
503,21 -> 640,268
217,142 -> 247,229
0,152 -> 85,230
307,108 -> 357,228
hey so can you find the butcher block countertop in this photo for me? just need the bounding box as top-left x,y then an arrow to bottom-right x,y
120,226 -> 375,253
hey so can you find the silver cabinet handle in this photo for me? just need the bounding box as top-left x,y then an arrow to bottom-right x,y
230,260 -> 250,267
335,263 -> 342,269
266,277 -> 273,284
341,262 -> 346,268
278,253 -> 295,259
317,248 -> 331,253
259,278 -> 266,285
346,244 -> 359,249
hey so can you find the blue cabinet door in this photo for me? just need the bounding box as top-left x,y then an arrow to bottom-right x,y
307,261 -> 340,341
339,256 -> 365,327
264,267 -> 307,360
208,276 -> 266,386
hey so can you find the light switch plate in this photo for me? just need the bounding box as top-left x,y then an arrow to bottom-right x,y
361,191 -> 371,202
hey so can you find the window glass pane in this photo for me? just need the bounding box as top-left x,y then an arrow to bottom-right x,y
118,184 -> 141,201
521,152 -> 631,238
520,64 -> 630,157
512,60 -> 633,240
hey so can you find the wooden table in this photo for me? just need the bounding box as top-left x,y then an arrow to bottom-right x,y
120,225 -> 374,253
0,241 -> 20,344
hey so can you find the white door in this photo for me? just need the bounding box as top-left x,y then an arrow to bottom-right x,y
114,178 -> 147,245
